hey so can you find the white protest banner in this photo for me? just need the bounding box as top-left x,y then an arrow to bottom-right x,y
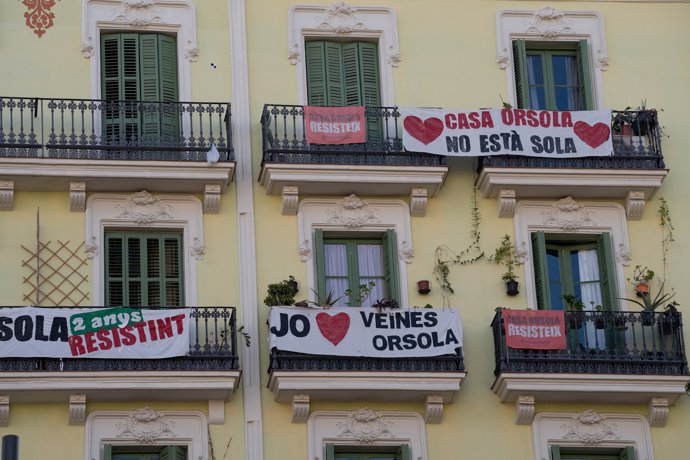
0,306 -> 190,359
268,307 -> 462,357
400,107 -> 613,158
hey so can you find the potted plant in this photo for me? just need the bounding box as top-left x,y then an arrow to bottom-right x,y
489,235 -> 520,296
307,288 -> 344,309
620,282 -> 676,326
563,294 -> 585,329
628,265 -> 654,296
371,298 -> 401,313
264,275 -> 299,306
417,279 -> 431,294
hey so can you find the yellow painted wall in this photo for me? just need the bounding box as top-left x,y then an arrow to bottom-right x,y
246,1 -> 690,460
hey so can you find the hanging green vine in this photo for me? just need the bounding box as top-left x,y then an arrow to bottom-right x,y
658,197 -> 674,285
433,187 -> 484,306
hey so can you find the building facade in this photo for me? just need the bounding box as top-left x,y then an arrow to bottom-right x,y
0,1 -> 689,459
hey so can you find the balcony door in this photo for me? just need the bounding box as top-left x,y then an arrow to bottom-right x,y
305,40 -> 382,143
101,33 -> 180,147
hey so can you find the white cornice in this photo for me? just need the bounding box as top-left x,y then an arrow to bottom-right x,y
0,371 -> 241,402
268,371 -> 466,423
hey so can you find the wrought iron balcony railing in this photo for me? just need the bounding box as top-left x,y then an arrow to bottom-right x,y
478,109 -> 665,170
269,348 -> 464,373
0,97 -> 233,161
0,306 -> 239,371
491,308 -> 688,376
261,104 -> 446,166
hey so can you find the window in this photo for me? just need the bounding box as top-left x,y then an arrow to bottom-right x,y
314,229 -> 399,308
104,445 -> 187,460
551,445 -> 636,460
305,40 -> 382,141
513,40 -> 593,111
531,232 -> 617,313
326,445 -> 410,460
105,231 -> 184,307
101,33 -> 179,144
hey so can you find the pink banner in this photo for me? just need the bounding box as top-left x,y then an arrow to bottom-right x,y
502,309 -> 566,350
304,106 -> 366,145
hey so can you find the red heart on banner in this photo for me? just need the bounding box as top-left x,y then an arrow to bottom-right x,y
573,121 -> 610,149
316,312 -> 350,346
403,116 -> 444,145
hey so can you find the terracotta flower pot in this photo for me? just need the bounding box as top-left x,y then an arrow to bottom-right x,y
417,280 -> 431,294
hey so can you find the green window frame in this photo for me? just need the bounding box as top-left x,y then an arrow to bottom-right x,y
551,445 -> 636,460
104,445 -> 187,460
105,231 -> 184,307
305,40 -> 382,141
326,444 -> 410,460
513,39 -> 593,110
314,229 -> 399,307
101,33 -> 180,144
531,232 -> 617,312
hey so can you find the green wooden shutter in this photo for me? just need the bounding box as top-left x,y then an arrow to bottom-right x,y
531,232 -> 551,309
306,42 -> 328,106
157,34 -> 180,143
596,232 -> 624,351
396,445 -> 411,460
101,34 -> 141,144
105,232 -> 183,307
619,446 -> 636,460
550,445 -> 561,460
577,39 -> 594,110
382,229 -> 400,301
324,42 -> 345,106
160,446 -> 187,460
104,444 -> 113,460
139,34 -> 162,143
342,43 -> 363,106
513,39 -> 530,109
325,444 -> 335,460
314,228 -> 327,298
105,234 -> 125,307
357,42 -> 382,143
596,233 -> 618,312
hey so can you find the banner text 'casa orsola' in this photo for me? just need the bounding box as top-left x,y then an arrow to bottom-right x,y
400,107 -> 613,158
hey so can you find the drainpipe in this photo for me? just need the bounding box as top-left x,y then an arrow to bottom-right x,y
1,435 -> 18,460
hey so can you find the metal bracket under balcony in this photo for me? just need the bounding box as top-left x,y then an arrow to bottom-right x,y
476,109 -> 668,218
268,350 -> 465,423
260,105 -> 448,215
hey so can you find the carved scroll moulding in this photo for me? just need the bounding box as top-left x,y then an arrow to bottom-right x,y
560,410 -> 619,446
116,191 -> 173,225
540,197 -> 596,231
336,408 -> 394,444
326,194 -> 380,229
116,407 -> 176,444
316,2 -> 367,34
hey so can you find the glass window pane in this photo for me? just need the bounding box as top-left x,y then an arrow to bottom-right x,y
357,244 -> 383,277
526,55 -> 544,85
551,55 -> 578,85
324,244 -> 348,276
554,87 -> 580,111
529,85 -> 547,110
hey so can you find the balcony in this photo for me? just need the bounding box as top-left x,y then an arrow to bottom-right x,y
490,308 -> 690,426
0,97 -> 235,211
259,105 -> 448,216
475,109 -> 667,218
0,306 -> 240,424
267,304 -> 466,424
